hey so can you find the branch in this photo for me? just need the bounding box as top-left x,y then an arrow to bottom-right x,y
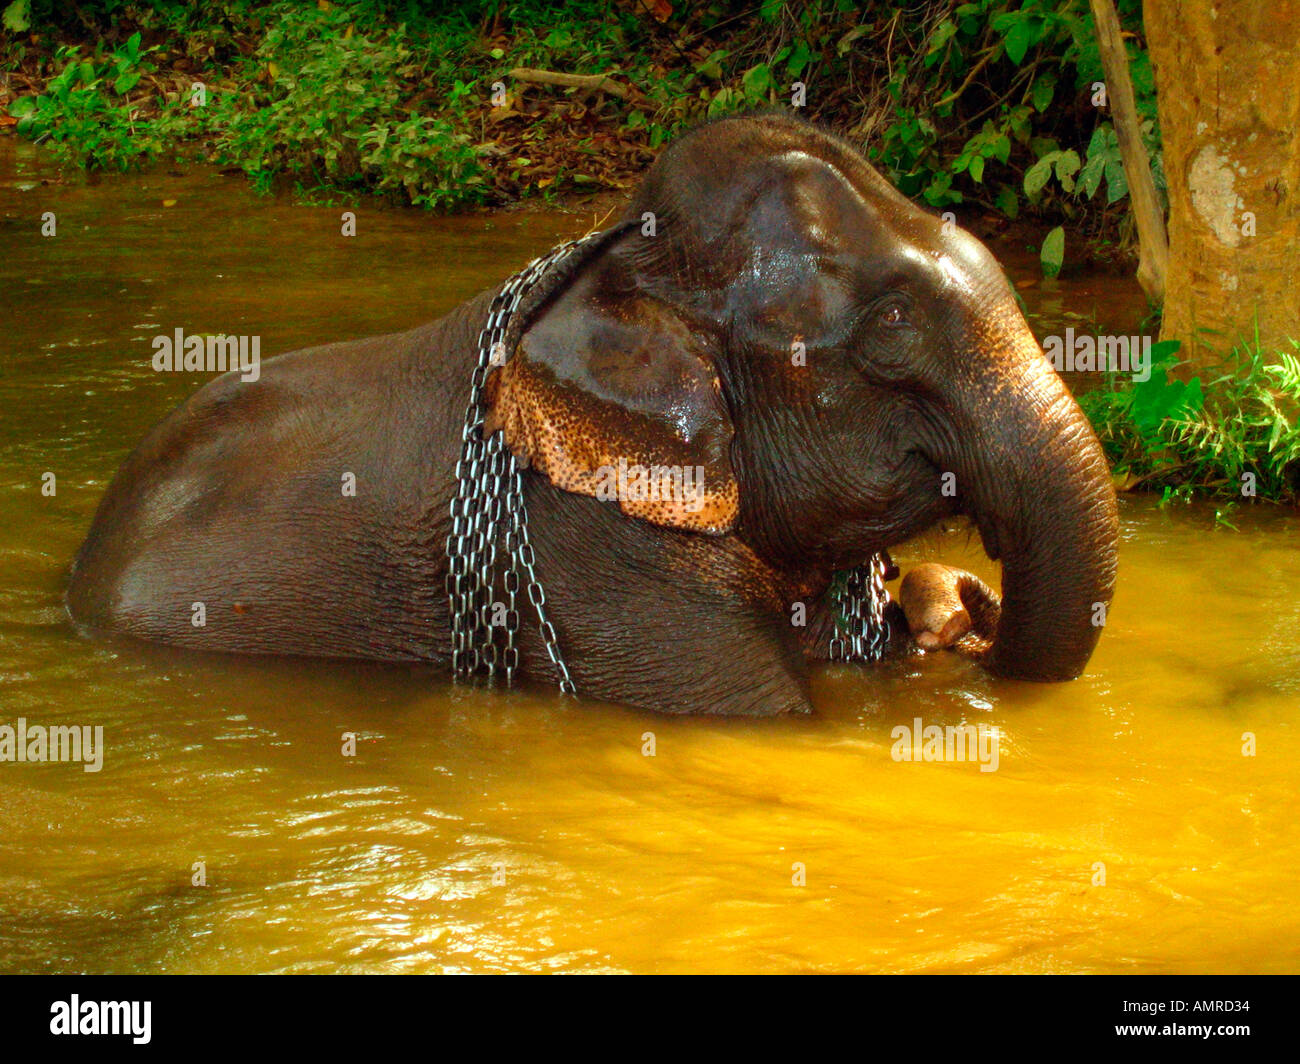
509,68 -> 635,101
934,44 -> 1000,110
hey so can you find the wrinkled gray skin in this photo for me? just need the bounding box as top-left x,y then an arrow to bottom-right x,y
67,114 -> 1119,716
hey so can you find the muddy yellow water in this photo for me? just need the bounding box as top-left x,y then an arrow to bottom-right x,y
1,143 -> 1297,974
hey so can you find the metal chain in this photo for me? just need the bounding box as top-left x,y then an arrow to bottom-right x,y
828,553 -> 892,663
448,228 -> 891,684
446,233 -> 598,693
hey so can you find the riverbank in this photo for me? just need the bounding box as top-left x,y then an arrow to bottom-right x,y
2,1 -> 1153,266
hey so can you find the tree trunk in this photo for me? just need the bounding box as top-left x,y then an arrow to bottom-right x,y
1146,0 -> 1300,370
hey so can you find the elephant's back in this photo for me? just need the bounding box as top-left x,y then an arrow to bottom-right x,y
65,307 -> 484,662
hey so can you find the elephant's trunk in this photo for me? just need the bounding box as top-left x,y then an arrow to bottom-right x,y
945,317 -> 1119,682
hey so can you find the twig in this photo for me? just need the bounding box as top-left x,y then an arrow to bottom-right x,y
946,61 -> 1037,141
509,68 -> 635,101
934,43 -> 1000,109
677,3 -> 767,49
632,0 -> 692,64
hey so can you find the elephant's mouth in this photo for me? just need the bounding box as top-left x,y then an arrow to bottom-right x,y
967,508 -> 1004,563
880,370 -> 1118,682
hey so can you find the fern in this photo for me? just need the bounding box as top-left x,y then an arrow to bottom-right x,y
1080,335 -> 1300,505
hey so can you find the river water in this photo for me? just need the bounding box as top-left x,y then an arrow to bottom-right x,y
1,141 -> 1297,973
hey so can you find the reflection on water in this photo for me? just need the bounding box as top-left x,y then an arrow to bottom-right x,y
1,142 -> 1296,973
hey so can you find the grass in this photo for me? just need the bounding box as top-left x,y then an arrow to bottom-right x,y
1079,329 -> 1300,508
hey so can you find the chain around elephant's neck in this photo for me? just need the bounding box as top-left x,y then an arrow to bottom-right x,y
828,555 -> 892,663
445,231 -> 892,695
444,234 -> 602,693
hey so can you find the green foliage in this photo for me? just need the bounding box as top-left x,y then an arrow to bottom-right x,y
357,116 -> 483,210
1079,336 -> 1300,505
2,0 -> 31,32
202,4 -> 487,209
2,0 -> 1161,228
6,32 -> 182,170
855,0 -> 1159,273
1025,149 -> 1080,200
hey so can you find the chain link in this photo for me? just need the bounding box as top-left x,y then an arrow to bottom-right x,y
828,553 -> 892,663
446,233 -> 598,692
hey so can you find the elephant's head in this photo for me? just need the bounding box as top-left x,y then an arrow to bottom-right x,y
485,114 -> 1118,682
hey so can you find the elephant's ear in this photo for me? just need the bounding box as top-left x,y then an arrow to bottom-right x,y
483,229 -> 739,534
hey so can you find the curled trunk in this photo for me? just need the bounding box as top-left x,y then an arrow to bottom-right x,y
945,327 -> 1119,681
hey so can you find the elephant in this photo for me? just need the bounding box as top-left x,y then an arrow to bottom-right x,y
66,113 -> 1119,716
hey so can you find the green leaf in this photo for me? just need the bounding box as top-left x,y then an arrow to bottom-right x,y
1009,104 -> 1033,144
49,62 -> 77,96
922,169 -> 962,207
7,95 -> 35,117
1054,149 -> 1081,193
1000,15 -> 1044,65
1131,369 -> 1203,441
995,186 -> 1019,220
1040,225 -> 1064,278
1024,153 -> 1055,198
989,131 -> 1011,165
930,19 -> 957,50
1130,50 -> 1156,110
1150,339 -> 1182,363
1104,152 -> 1129,203
2,0 -> 30,32
114,71 -> 141,94
694,49 -> 728,81
837,26 -> 870,57
742,63 -> 774,99
786,40 -> 812,76
1067,11 -> 1104,83
1078,150 -> 1106,199
969,155 -> 985,183
1030,72 -> 1055,113
928,19 -> 957,54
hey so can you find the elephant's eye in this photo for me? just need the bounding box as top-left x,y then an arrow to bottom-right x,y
877,299 -> 910,328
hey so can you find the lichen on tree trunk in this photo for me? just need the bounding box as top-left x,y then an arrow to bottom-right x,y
1146,0 -> 1300,370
